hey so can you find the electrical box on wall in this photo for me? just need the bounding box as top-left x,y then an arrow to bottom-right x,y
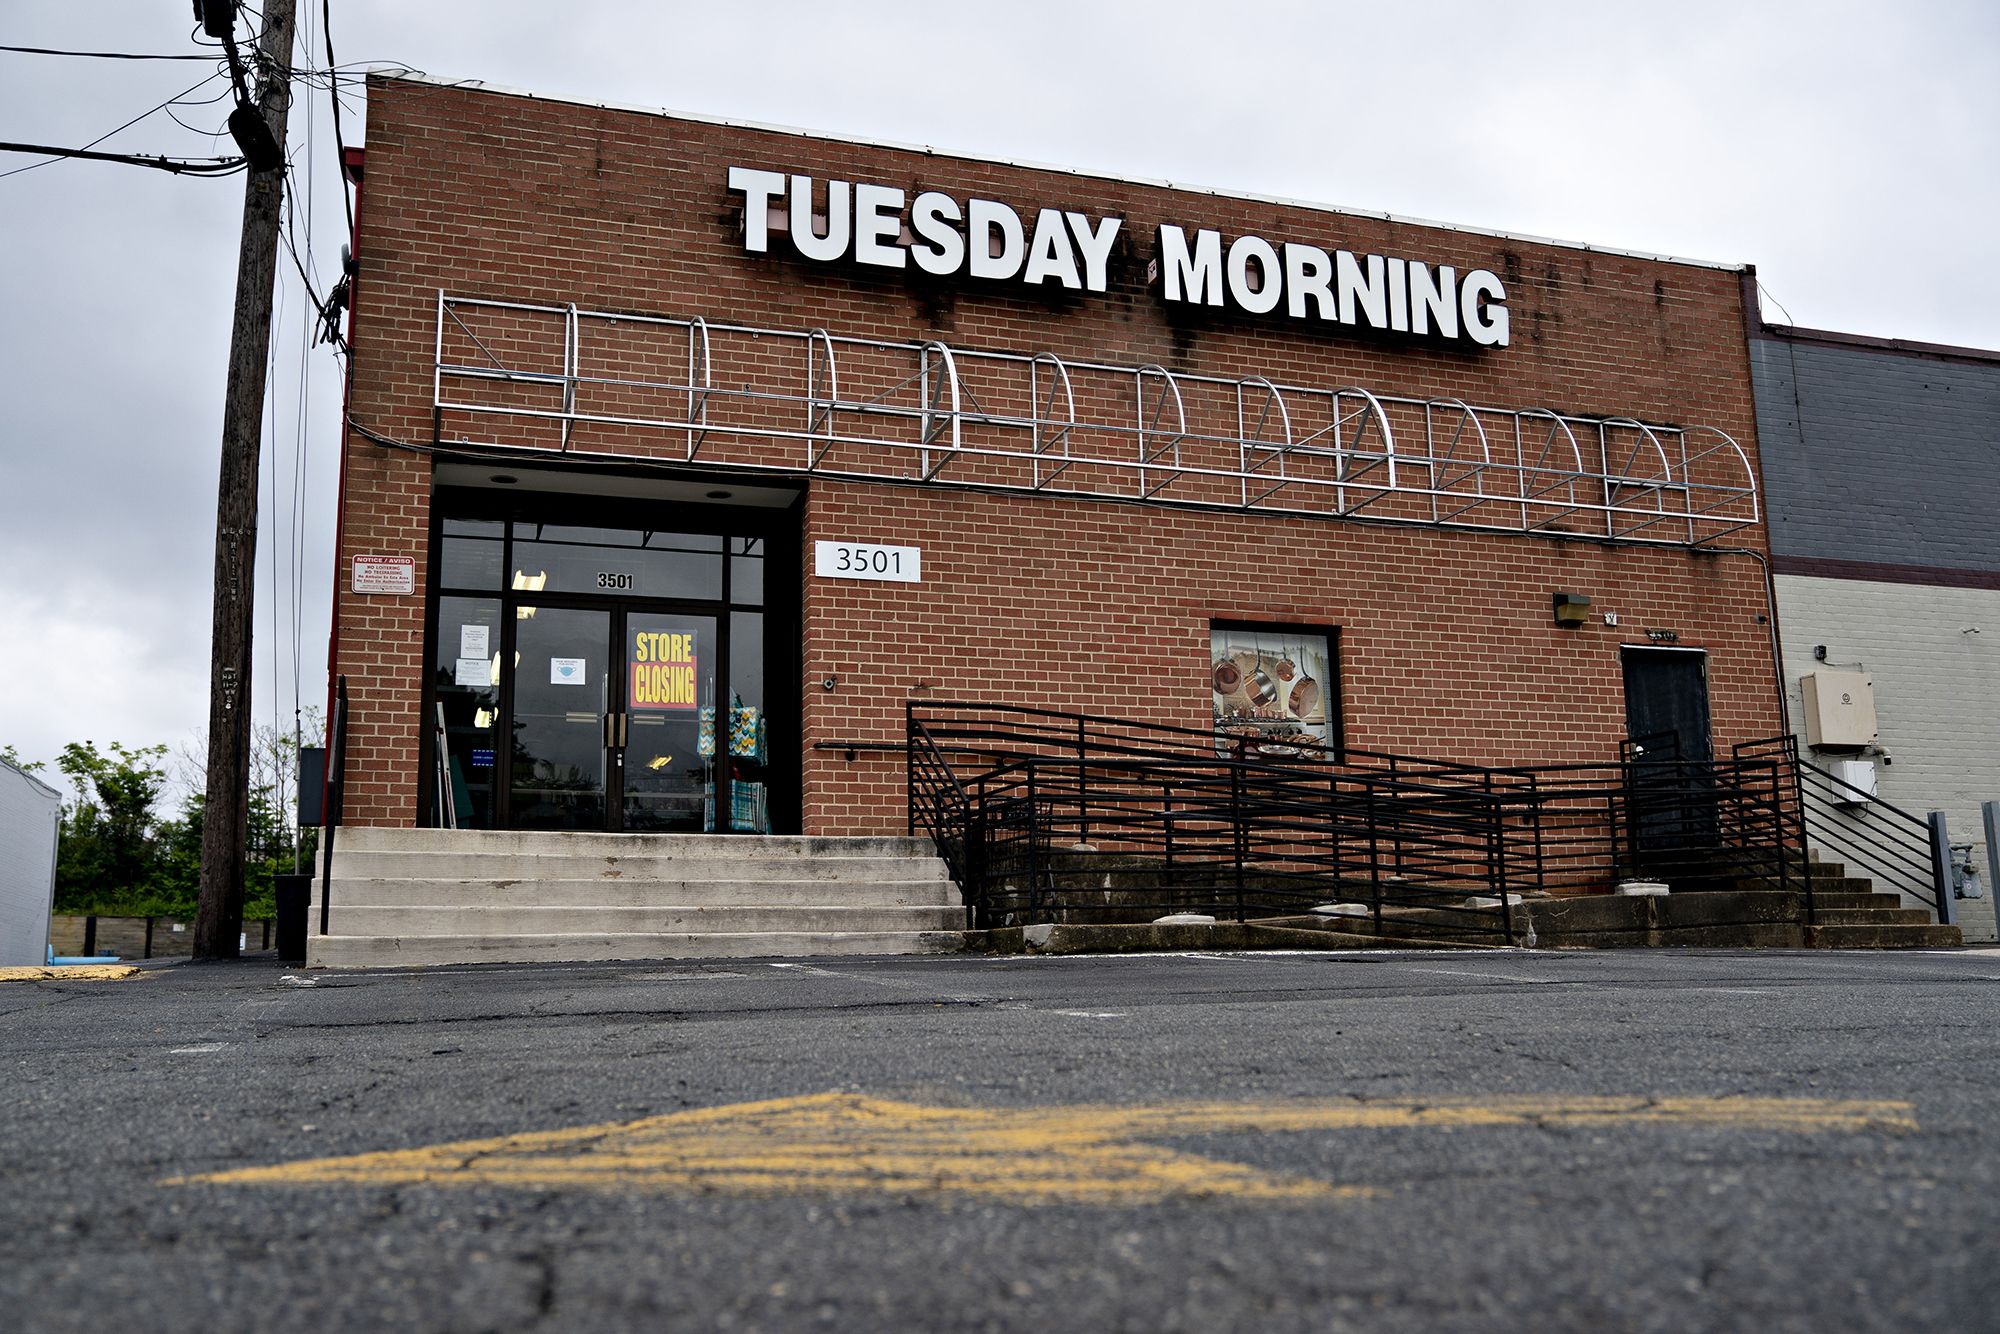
1801,669 -> 1877,749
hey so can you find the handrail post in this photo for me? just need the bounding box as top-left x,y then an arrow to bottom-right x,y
1076,715 -> 1089,846
1026,766 -> 1042,925
1231,761 -> 1246,923
1485,773 -> 1513,945
1528,773 -> 1547,896
1365,781 -> 1383,936
1162,784 -> 1175,870
320,680 -> 352,940
905,700 -> 915,838
1928,811 -> 1959,927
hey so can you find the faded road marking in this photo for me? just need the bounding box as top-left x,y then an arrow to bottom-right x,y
0,964 -> 142,983
169,1090 -> 1915,1207
1410,967 -> 1565,985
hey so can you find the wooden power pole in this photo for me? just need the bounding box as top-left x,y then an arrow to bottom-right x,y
194,0 -> 297,959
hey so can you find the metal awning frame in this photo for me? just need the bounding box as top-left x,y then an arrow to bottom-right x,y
429,292 -> 1762,547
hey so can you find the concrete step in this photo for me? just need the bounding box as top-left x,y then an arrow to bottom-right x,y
1812,907 -> 1937,927
327,851 -> 949,882
1811,891 -> 1913,912
324,904 -> 967,935
306,929 -> 967,968
329,827 -> 935,859
317,876 -> 957,910
1806,923 -> 1963,949
1735,874 -> 1877,895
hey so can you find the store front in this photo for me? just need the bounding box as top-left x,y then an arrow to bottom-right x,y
323,74 -> 1785,842
422,471 -> 802,834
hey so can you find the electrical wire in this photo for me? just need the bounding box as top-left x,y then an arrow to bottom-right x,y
0,141 -> 247,174
0,44 -> 221,61
320,0 -> 355,237
0,67 -> 234,180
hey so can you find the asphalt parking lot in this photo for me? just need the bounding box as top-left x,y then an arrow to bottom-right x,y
5,946 -> 1999,1332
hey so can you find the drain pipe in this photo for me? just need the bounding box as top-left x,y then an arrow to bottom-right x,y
1703,545 -> 1791,738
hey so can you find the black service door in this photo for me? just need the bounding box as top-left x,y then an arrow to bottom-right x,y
1621,648 -> 1713,763
1620,647 -> 1715,863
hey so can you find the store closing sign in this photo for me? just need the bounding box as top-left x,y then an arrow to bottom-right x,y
728,168 -> 1509,347
631,630 -> 699,709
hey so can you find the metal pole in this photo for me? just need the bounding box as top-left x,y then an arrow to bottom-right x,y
317,677 -> 347,936
1231,762 -> 1246,923
1026,766 -> 1041,925
194,0 -> 298,959
1985,801 -> 2000,924
1928,811 -> 1959,927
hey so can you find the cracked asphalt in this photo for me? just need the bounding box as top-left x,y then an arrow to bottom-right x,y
4,947 -> 2000,1332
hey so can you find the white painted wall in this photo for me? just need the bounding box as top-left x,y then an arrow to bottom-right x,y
0,760 -> 62,966
1775,574 -> 2000,941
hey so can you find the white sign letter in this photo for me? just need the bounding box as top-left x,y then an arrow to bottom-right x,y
1336,250 -> 1388,329
1409,263 -> 1458,338
909,192 -> 965,275
1022,208 -> 1083,289
1066,212 -> 1121,293
1159,225 -> 1224,306
1283,243 -> 1335,320
789,175 -> 850,263
967,198 -> 1026,280
852,182 -> 906,269
1461,269 -> 1510,347
1227,234 -> 1283,315
728,166 -> 787,254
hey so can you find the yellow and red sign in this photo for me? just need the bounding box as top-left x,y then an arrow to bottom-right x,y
629,630 -> 698,710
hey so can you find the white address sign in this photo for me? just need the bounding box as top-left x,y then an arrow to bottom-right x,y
814,541 -> 921,583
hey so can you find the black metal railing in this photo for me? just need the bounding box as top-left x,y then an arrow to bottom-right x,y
907,702 -> 1812,944
1762,736 -> 1946,919
316,676 -> 349,936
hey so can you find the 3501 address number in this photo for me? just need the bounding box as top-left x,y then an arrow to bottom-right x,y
814,541 -> 921,584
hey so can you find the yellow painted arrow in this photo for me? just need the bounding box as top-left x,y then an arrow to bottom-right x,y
171,1091 -> 1914,1207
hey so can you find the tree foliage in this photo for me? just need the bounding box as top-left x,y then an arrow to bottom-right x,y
30,723 -> 318,920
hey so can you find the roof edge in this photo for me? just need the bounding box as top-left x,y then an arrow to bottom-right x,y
366,70 -> 1750,275
1757,321 -> 2000,367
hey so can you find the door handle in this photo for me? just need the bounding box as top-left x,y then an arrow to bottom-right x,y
617,713 -> 629,748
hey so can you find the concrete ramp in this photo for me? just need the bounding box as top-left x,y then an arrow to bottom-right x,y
308,828 -> 966,968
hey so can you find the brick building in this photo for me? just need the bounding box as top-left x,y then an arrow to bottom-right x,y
328,74 -> 1779,841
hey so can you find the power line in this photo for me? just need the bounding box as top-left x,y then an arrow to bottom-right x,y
0,44 -> 222,61
0,140 -> 246,174
0,68 -> 233,180
320,0 -> 355,236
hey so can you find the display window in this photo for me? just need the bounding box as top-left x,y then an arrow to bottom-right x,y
1210,622 -> 1339,756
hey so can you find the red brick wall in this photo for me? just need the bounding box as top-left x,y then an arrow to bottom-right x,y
333,76 -> 1774,831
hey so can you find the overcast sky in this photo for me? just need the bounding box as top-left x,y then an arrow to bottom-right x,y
2,1 -> 1996,791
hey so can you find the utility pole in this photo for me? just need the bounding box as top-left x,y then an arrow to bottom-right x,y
194,0 -> 297,959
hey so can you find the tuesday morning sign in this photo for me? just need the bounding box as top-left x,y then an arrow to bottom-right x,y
727,166 -> 1510,348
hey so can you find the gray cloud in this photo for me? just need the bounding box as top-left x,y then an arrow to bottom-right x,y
1,0 -> 1994,771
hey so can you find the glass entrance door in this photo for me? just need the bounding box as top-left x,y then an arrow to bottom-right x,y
620,611 -> 716,831
509,605 -> 613,829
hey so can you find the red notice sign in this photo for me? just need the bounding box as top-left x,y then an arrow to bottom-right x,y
350,555 -> 416,595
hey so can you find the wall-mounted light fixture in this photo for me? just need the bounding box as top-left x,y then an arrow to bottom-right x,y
1551,592 -> 1592,628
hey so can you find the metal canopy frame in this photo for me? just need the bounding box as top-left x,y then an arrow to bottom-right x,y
430,291 -> 1761,546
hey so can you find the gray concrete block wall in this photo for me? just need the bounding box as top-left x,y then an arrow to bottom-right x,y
1751,336 -> 2000,572
1774,575 -> 2000,941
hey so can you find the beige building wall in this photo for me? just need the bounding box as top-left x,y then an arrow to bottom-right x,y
1775,574 -> 2000,941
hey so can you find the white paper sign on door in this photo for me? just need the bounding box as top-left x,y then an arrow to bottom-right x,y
453,656 -> 492,688
459,624 -> 489,657
550,657 -> 587,685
